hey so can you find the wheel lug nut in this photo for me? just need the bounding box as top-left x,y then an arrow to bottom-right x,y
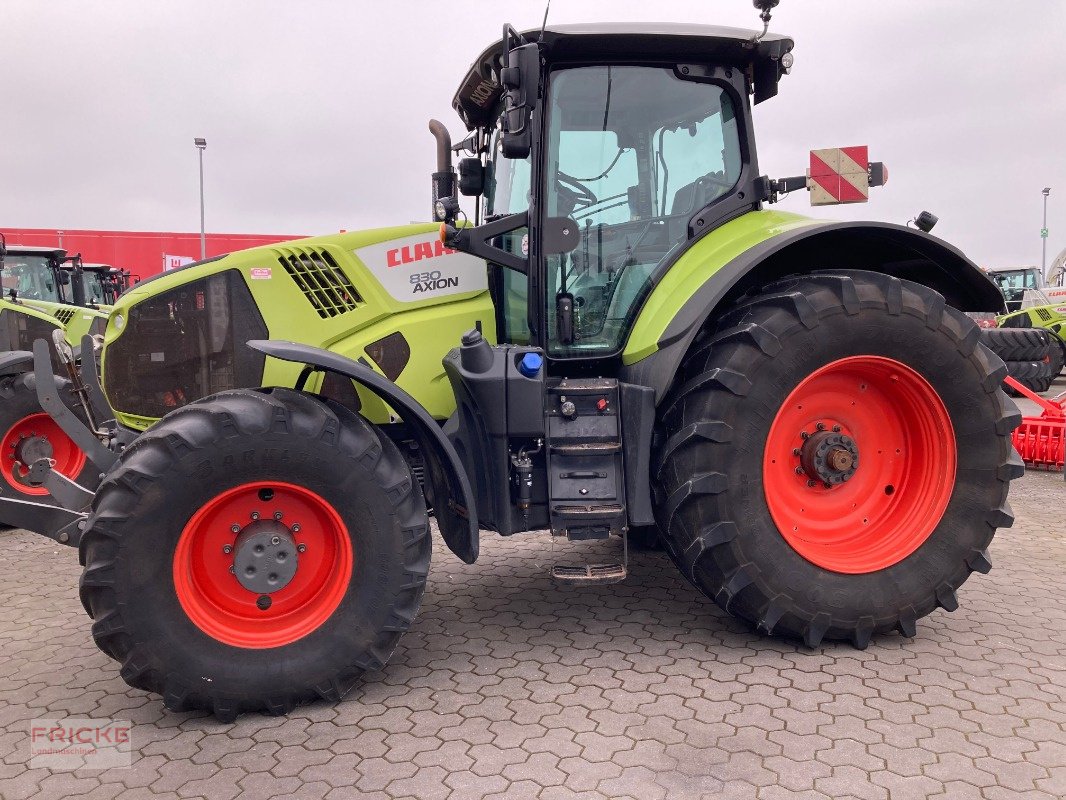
250,512 -> 260,520
832,425 -> 841,433
816,422 -> 825,431
270,536 -> 280,546
230,524 -> 240,533
823,481 -> 833,489
292,524 -> 301,533
806,479 -> 817,487
800,431 -> 810,440
297,544 -> 306,553
222,544 -> 232,554
228,565 -> 235,574
795,466 -> 804,475
273,511 -> 283,520
792,448 -> 801,456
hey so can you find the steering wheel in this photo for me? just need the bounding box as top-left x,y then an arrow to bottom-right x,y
556,171 -> 598,207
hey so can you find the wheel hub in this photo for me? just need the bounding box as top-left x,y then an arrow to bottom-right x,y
12,432 -> 54,468
800,430 -> 860,486
232,520 -> 299,594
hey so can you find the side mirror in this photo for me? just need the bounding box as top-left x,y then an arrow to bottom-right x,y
458,158 -> 485,196
500,42 -> 539,159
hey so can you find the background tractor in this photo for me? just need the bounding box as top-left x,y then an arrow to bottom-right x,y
5,16 -> 1021,721
0,241 -> 112,504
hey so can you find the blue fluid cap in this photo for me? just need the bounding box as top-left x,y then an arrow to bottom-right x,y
518,352 -> 543,378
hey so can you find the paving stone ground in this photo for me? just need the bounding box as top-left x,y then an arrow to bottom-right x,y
0,469 -> 1063,799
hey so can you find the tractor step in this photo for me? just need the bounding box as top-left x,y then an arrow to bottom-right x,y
545,378 -> 627,540
551,562 -> 627,585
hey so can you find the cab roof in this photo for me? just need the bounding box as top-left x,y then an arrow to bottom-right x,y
2,244 -> 66,258
455,22 -> 794,127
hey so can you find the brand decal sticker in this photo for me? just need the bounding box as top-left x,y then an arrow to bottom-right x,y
387,239 -> 457,267
250,267 -> 272,280
355,232 -> 487,302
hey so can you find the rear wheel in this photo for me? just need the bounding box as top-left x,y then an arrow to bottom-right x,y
655,271 -> 1022,647
0,371 -> 99,502
79,387 -> 430,720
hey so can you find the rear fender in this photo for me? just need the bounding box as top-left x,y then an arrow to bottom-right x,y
248,339 -> 479,564
622,220 -> 1005,401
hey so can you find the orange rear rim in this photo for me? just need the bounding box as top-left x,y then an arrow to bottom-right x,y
763,356 -> 956,574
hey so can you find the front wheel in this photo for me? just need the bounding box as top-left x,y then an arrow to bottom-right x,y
0,371 -> 99,503
655,271 -> 1023,648
79,388 -> 430,720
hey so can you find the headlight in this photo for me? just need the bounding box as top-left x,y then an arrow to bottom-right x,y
113,313 -> 124,331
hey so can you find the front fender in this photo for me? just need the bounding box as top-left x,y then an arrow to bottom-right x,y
248,339 -> 479,564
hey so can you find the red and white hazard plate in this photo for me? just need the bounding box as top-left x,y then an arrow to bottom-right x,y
808,146 -> 870,205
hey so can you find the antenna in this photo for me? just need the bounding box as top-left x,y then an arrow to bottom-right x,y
538,0 -> 551,42
751,0 -> 780,44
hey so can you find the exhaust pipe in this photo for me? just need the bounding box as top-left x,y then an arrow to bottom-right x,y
429,119 -> 456,222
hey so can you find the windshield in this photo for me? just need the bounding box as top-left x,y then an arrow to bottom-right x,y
1,254 -> 61,301
543,65 -> 742,356
82,271 -> 107,304
991,269 -> 1041,303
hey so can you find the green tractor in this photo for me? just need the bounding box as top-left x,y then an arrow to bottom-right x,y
4,18 -> 1020,720
0,240 -> 110,502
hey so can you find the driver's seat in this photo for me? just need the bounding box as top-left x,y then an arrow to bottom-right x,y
671,173 -> 727,216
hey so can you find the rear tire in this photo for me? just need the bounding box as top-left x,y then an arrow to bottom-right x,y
655,271 -> 1022,648
980,327 -> 1050,362
79,387 -> 430,721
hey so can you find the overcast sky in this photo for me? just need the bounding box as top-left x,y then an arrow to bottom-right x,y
2,0 -> 1063,270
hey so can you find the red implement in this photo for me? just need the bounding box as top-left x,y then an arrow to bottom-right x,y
1005,377 -> 1065,471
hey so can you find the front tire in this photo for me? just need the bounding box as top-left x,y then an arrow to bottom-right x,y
655,271 -> 1023,648
79,387 -> 430,720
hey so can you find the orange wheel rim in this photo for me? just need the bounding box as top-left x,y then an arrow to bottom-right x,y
763,356 -> 956,574
172,481 -> 353,648
0,412 -> 87,496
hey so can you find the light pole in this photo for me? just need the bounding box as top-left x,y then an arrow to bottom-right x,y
1041,187 -> 1051,284
194,138 -> 208,260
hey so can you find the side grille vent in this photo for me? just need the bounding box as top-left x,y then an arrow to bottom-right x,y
1035,307 -> 1053,323
53,307 -> 77,325
277,248 -> 362,318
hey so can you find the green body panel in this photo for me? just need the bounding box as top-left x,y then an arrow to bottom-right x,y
0,297 -> 64,330
105,224 -> 496,431
999,303 -> 1066,344
20,299 -> 109,345
622,209 -> 823,365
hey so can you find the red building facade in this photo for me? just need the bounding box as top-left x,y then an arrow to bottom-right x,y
1,228 -> 305,279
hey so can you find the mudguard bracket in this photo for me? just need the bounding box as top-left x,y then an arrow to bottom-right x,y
247,339 -> 481,564
32,339 -> 117,473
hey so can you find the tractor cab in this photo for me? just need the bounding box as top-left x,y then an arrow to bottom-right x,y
433,23 -> 794,362
0,245 -> 68,303
76,263 -> 132,307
